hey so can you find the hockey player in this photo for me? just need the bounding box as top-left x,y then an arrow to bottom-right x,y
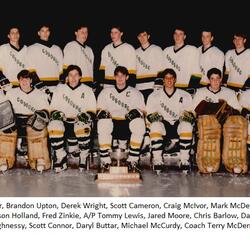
146,68 -> 194,172
5,70 -> 50,172
198,29 -> 224,86
98,25 -> 136,89
193,68 -> 242,111
97,66 -> 145,172
0,26 -> 27,92
224,32 -> 250,92
48,65 -> 96,173
62,25 -> 95,88
193,68 -> 245,174
162,27 -> 201,92
135,29 -> 163,101
26,24 -> 63,95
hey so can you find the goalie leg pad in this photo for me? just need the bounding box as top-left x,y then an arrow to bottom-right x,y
26,127 -> 51,170
0,130 -> 17,169
196,115 -> 221,173
222,115 -> 248,174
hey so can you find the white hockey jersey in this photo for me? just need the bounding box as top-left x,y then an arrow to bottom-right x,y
26,42 -> 63,88
0,43 -> 27,86
99,42 -> 136,87
135,44 -> 163,90
239,89 -> 250,109
146,88 -> 192,125
50,83 -> 96,118
162,45 -> 201,88
192,86 -> 242,111
225,48 -> 250,89
198,45 -> 224,85
6,87 -> 49,115
63,41 -> 94,83
97,86 -> 145,120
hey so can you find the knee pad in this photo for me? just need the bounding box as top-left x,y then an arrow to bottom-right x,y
97,119 -> 113,135
150,121 -> 165,136
74,121 -> 91,137
47,120 -> 65,138
178,121 -> 193,139
129,118 -> 146,136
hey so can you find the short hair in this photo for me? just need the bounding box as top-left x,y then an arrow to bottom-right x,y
66,65 -> 82,76
161,68 -> 177,79
234,32 -> 247,40
207,68 -> 222,79
110,25 -> 123,33
74,24 -> 88,32
201,28 -> 214,37
17,70 -> 31,80
137,29 -> 150,36
114,66 -> 129,76
174,26 -> 187,35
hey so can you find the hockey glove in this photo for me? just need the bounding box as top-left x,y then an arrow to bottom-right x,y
51,110 -> 65,121
126,109 -> 143,121
77,112 -> 92,124
180,111 -> 196,125
97,110 -> 111,120
147,112 -> 163,123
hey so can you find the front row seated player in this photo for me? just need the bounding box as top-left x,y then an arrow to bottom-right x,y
97,66 -> 146,173
48,65 -> 96,173
0,70 -> 50,172
193,67 -> 246,174
146,68 -> 194,172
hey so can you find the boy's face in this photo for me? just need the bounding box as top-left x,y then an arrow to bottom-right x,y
115,72 -> 128,89
163,73 -> 176,89
67,69 -> 81,88
8,28 -> 20,43
38,26 -> 50,41
209,73 -> 221,91
19,77 -> 32,92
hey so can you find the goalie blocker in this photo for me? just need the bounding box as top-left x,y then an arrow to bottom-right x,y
0,100 -> 17,171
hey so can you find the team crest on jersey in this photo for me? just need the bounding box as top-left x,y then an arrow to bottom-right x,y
80,47 -> 92,64
136,55 -> 150,70
109,93 -> 130,111
108,51 -> 119,67
166,54 -> 181,72
229,56 -> 242,75
42,48 -> 59,66
9,51 -> 25,68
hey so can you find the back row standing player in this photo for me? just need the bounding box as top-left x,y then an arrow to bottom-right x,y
26,24 -> 63,96
62,25 -> 94,88
135,29 -> 163,101
98,25 -> 136,88
0,26 -> 27,91
198,28 -> 224,86
224,32 -> 250,92
162,27 -> 201,92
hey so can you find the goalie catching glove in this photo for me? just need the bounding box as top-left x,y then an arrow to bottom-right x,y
27,110 -> 49,131
147,112 -> 163,123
